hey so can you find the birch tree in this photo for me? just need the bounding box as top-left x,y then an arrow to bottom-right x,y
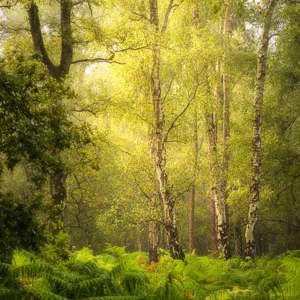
245,0 -> 278,258
148,0 -> 185,260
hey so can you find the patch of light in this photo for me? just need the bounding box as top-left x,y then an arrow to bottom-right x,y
42,25 -> 50,34
85,64 -> 96,74
245,22 -> 253,30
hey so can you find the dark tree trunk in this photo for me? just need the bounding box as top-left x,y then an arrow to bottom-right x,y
50,169 -> 67,232
27,0 -> 73,230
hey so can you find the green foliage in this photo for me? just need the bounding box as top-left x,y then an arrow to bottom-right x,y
0,55 -> 91,181
0,193 -> 45,262
1,248 -> 300,300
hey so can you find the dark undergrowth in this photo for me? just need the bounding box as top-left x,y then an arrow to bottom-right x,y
0,244 -> 299,300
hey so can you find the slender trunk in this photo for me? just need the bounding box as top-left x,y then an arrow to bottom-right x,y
205,94 -> 229,258
148,205 -> 159,262
148,109 -> 160,263
245,0 -> 277,258
189,184 -> 196,253
210,188 -> 218,251
205,112 -> 218,252
189,110 -> 199,253
149,0 -> 184,260
193,4 -> 230,257
217,2 -> 232,260
136,226 -> 142,252
50,169 -> 67,232
147,94 -> 160,262
234,225 -> 243,256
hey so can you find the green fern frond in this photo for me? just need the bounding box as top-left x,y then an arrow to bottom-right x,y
0,288 -> 25,300
25,285 -> 69,300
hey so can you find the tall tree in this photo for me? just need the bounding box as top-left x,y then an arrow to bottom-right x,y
191,2 -> 218,254
149,0 -> 185,260
188,109 -> 200,253
27,0 -> 73,231
245,0 -> 278,258
193,2 -> 232,257
216,1 -> 232,259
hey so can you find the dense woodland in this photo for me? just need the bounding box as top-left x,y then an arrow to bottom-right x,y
0,0 -> 299,299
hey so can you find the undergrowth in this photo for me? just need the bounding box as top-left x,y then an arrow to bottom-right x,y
0,245 -> 299,300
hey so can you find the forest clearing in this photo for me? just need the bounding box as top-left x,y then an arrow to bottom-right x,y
0,0 -> 299,299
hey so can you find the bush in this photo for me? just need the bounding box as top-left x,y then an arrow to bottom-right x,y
0,193 -> 45,262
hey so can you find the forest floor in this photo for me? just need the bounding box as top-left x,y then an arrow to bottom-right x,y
1,245 -> 300,299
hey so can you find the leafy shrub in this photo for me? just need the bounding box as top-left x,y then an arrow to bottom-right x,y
0,193 -> 45,262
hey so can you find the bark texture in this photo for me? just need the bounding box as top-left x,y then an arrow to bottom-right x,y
50,168 -> 67,226
205,112 -> 219,253
27,1 -> 73,231
245,0 -> 277,258
188,110 -> 200,253
149,0 -> 184,260
217,2 -> 232,260
28,0 -> 73,80
148,215 -> 159,262
189,184 -> 196,253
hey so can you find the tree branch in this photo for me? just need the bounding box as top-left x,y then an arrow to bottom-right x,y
71,57 -> 124,64
27,0 -> 73,79
134,177 -> 152,201
161,0 -> 174,33
161,0 -> 183,33
164,80 -> 200,141
131,11 -> 150,22
113,45 -> 150,53
162,78 -> 174,102
71,108 -> 97,116
27,2 -> 57,76
0,0 -> 18,9
60,0 -> 73,77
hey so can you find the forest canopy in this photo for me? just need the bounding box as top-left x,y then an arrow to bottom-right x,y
0,0 -> 299,299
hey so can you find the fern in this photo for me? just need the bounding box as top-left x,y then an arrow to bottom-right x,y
1,248 -> 300,300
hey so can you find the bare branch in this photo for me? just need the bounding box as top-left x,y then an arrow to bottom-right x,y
71,57 -> 124,64
164,80 -> 200,141
113,45 -> 150,53
161,0 -> 184,33
134,177 -> 152,200
162,78 -> 174,102
72,0 -> 85,6
131,11 -> 150,22
71,108 -> 97,116
87,0 -> 93,17
135,113 -> 153,126
161,0 -> 174,33
0,0 -> 18,9
268,32 -> 279,41
0,23 -> 29,33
